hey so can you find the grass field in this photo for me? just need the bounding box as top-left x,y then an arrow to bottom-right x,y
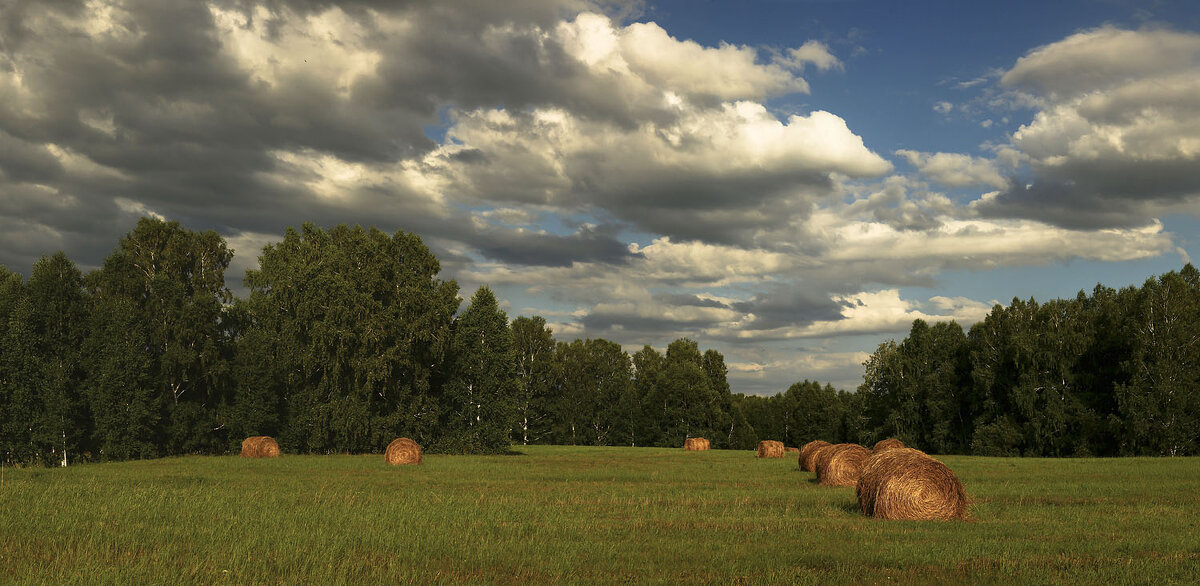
2,445 -> 1199,584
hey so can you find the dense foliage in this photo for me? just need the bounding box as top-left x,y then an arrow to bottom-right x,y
852,267 -> 1200,456
2,218 -> 1198,463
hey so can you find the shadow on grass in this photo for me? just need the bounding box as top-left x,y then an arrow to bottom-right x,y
839,501 -> 863,515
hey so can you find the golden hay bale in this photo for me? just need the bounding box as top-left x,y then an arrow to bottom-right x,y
385,437 -> 423,465
684,437 -> 710,451
240,436 -> 280,458
814,443 -> 871,486
798,440 -> 832,472
856,447 -> 967,520
756,440 -> 785,458
784,447 -> 800,453
872,438 -> 906,453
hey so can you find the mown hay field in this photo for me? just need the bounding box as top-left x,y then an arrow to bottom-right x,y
1,446 -> 1199,584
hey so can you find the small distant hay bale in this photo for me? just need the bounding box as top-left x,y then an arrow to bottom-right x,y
814,443 -> 871,487
240,436 -> 280,458
784,446 -> 800,453
684,437 -> 710,451
385,437 -> 423,465
872,438 -> 906,453
856,447 -> 967,520
798,440 -> 832,472
756,440 -> 785,458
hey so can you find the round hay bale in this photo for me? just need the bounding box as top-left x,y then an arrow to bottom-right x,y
240,436 -> 259,457
872,438 -> 906,453
856,447 -> 967,520
756,440 -> 785,458
784,446 -> 800,453
814,443 -> 871,487
684,437 -> 710,451
240,436 -> 280,458
385,437 -> 423,465
798,440 -> 832,472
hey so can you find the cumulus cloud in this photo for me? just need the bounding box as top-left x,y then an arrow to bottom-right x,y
775,40 -> 843,72
818,211 -> 1173,267
0,3 -> 1190,395
896,149 -> 1009,189
421,100 -> 891,244
977,27 -> 1200,227
727,349 -> 870,395
715,289 -> 995,341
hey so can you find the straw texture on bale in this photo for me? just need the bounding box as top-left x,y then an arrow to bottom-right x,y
798,440 -> 832,472
872,438 -> 906,453
756,440 -> 785,458
684,437 -> 710,451
240,436 -> 280,458
856,447 -> 967,520
385,437 -> 423,465
814,443 -> 871,486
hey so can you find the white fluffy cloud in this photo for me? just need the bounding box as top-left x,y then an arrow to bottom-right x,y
819,211 -> 1173,266
2,3 -> 1192,397
211,4 -> 382,97
775,40 -> 843,72
420,100 -> 891,243
1001,26 -> 1200,100
896,149 -> 1008,189
978,27 -> 1200,226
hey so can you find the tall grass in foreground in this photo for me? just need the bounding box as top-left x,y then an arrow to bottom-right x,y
2,446 -> 1199,584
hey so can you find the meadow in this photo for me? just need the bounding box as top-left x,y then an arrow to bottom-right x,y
1,445 -> 1199,584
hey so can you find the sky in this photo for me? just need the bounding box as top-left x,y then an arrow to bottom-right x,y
3,0 -> 1200,394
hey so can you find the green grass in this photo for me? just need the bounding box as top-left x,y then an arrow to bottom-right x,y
2,446 -> 1199,584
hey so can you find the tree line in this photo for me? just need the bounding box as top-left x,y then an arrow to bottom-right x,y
3,218 -> 1197,463
850,266 -> 1200,456
0,218 -> 795,464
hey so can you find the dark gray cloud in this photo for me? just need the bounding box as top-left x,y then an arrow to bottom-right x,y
653,292 -> 730,309
0,0 -> 654,274
466,223 -> 638,267
974,159 -> 1200,230
731,286 -> 845,331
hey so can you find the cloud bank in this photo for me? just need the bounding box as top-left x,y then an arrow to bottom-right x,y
0,2 -> 1190,392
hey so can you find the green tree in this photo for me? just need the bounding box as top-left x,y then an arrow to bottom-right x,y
0,292 -> 39,463
968,303 -> 1024,456
86,218 -> 234,455
0,267 -> 25,464
726,394 -> 759,449
657,339 -> 724,446
510,316 -> 559,445
702,349 -> 734,448
223,301 -> 283,443
630,345 -> 666,446
1116,266 -> 1200,455
243,223 -> 459,453
780,380 -> 844,448
441,287 -> 518,453
84,297 -> 159,460
1011,298 -> 1096,457
1074,285 -> 1136,455
26,253 -> 90,465
554,338 -> 632,446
